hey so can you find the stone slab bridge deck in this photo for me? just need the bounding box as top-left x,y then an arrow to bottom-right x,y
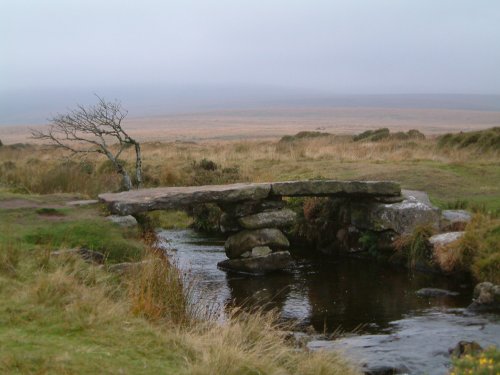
99,180 -> 401,215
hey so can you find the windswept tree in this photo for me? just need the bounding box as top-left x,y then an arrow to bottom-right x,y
31,96 -> 142,191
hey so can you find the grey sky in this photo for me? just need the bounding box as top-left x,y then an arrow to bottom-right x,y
2,0 -> 500,95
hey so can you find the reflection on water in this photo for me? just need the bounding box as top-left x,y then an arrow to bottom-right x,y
157,229 -> 500,374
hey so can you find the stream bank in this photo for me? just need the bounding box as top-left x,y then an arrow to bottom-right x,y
156,228 -> 500,375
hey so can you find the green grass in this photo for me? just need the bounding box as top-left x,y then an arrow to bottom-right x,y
147,210 -> 193,229
0,192 -> 357,375
0,253 -> 182,374
460,215 -> 500,283
0,199 -> 145,264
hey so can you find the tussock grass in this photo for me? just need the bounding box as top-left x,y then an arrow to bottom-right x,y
128,252 -> 190,324
0,199 -> 357,374
433,241 -> 466,274
456,214 -> 500,283
181,308 -> 357,375
425,214 -> 500,282
393,225 -> 435,269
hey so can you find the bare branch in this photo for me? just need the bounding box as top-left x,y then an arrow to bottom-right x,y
30,96 -> 142,191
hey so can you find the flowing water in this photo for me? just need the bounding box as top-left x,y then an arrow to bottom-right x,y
157,229 -> 500,375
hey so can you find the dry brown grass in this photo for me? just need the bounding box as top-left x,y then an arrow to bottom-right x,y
433,242 -> 465,273
180,308 -> 359,375
1,131 -> 499,212
127,251 -> 191,325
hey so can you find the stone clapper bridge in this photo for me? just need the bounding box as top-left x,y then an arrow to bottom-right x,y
99,180 -> 441,274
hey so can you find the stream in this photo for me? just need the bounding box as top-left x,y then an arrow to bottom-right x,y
156,229 -> 500,375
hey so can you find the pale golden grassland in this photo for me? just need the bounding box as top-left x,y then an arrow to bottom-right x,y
1,133 -> 499,211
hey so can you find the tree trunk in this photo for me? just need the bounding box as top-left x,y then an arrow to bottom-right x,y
117,164 -> 133,191
105,150 -> 133,191
134,142 -> 143,188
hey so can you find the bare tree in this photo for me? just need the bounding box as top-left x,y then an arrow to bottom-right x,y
31,96 -> 142,191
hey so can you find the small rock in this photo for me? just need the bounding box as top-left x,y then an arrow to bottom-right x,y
336,228 -> 347,241
468,282 -> 500,311
219,213 -> 241,233
440,210 -> 471,231
449,341 -> 483,358
77,248 -> 105,263
240,251 -> 251,258
429,232 -> 464,247
416,288 -> 459,297
363,364 -> 410,375
224,228 -> 290,258
66,199 -> 99,206
238,209 -> 297,229
105,215 -> 138,228
220,199 -> 286,218
217,251 -> 293,274
251,246 -> 272,257
107,260 -> 151,274
51,248 -> 105,264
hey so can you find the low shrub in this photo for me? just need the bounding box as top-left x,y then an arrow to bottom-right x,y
279,131 -> 332,143
438,127 -> 500,153
188,159 -> 241,186
353,128 -> 425,142
353,128 -> 390,142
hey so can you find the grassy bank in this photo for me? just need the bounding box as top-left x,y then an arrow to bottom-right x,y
0,195 -> 358,374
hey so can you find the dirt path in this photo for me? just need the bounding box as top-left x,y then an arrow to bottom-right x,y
0,199 -> 67,210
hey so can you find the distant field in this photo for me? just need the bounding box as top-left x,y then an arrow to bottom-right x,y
1,106 -> 500,144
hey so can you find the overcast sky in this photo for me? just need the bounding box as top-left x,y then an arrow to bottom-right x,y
2,0 -> 500,96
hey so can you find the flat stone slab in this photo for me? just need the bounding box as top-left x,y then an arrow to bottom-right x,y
429,231 -> 465,247
440,210 -> 471,231
99,183 -> 271,215
270,180 -> 401,197
99,180 -> 401,215
238,208 -> 297,229
351,190 -> 440,234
